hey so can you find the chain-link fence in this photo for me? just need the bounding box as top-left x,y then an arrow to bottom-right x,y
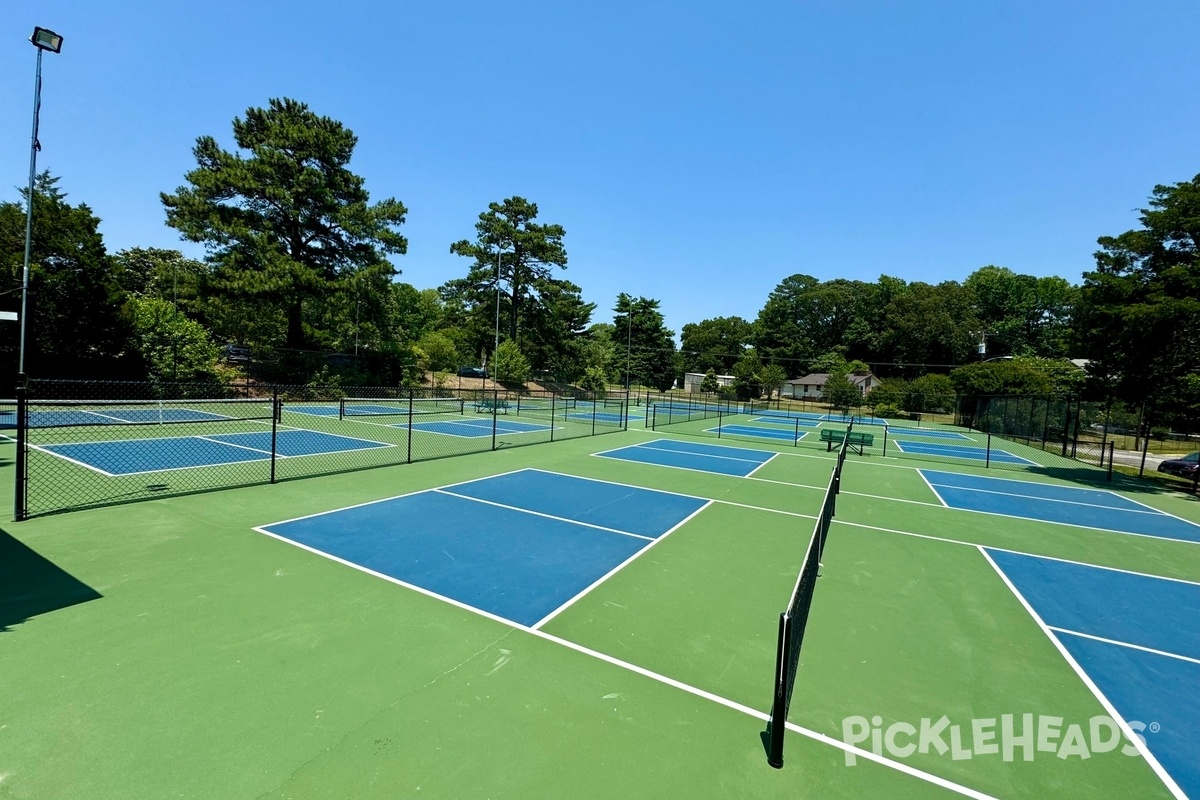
11,380 -> 628,518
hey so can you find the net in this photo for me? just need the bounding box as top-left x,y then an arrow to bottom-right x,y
339,397 -> 465,419
20,397 -> 275,429
767,423 -> 852,769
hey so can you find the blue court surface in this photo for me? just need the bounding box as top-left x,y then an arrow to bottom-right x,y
882,428 -> 972,441
256,469 -> 710,627
923,470 -> 1200,543
703,424 -> 808,443
38,429 -> 392,476
987,550 -> 1200,798
896,438 -> 1036,465
2,406 -> 264,428
567,411 -> 629,424
751,416 -> 820,428
594,438 -> 776,477
282,404 -> 341,418
396,418 -> 551,438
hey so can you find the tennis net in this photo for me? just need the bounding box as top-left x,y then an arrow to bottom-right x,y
766,423 -> 852,768
339,396 -> 465,419
19,397 -> 276,429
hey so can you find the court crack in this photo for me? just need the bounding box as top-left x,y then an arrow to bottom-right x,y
421,629 -> 516,689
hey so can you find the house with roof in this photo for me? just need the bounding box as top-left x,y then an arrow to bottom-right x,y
780,370 -> 877,400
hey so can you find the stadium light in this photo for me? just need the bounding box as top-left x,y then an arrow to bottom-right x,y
18,27 -> 64,387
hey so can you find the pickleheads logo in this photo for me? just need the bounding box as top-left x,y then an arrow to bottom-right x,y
840,714 -> 1158,766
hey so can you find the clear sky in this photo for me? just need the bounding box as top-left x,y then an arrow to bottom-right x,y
3,1 -> 1198,340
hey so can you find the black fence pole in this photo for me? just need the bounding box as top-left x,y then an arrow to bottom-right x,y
491,388 -> 499,451
14,384 -> 27,521
406,388 -> 414,463
1107,442 -> 1115,482
270,387 -> 279,484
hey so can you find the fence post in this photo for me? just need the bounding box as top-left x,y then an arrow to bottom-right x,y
270,386 -> 279,484
14,384 -> 27,521
406,388 -> 414,463
491,389 -> 499,451
986,431 -> 992,468
1107,442 -> 1115,482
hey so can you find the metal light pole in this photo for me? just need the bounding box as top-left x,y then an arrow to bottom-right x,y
625,296 -> 633,391
18,27 -> 64,386
494,243 -> 506,357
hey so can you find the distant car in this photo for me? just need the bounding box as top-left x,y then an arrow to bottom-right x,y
457,366 -> 488,378
1157,452 -> 1200,475
222,344 -> 252,363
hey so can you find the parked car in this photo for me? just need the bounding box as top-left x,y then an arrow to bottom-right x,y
457,366 -> 488,378
222,344 -> 252,363
1157,452 -> 1200,475
1180,463 -> 1199,481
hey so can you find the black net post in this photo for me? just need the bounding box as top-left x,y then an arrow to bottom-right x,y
1107,442 -> 1115,482
14,383 -> 28,521
649,405 -> 656,430
882,423 -> 889,457
794,418 -> 800,446
592,396 -> 597,436
767,612 -> 792,768
716,409 -> 722,438
986,431 -> 992,468
550,392 -> 557,442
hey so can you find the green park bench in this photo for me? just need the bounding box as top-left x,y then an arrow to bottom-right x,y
474,398 -> 510,414
819,428 -> 874,455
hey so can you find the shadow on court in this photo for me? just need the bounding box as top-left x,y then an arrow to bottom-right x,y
1028,464 -> 1199,499
0,527 -> 102,632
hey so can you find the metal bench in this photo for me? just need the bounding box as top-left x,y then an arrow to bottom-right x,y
819,428 -> 874,455
473,398 -> 510,414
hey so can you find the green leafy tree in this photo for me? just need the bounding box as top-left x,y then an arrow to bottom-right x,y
579,366 -> 608,394
130,297 -> 219,381
492,339 -> 531,385
680,316 -> 754,374
161,98 -> 408,349
449,197 -> 568,354
614,294 -> 676,390
0,172 -> 137,379
880,281 -> 979,367
965,266 -> 1076,358
1075,174 -> 1200,415
700,368 -> 719,393
760,364 -> 787,399
823,375 -> 862,413
414,331 -> 458,374
731,349 -> 764,400
905,373 -> 956,414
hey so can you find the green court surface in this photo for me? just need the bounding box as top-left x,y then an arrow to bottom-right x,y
2,423 -> 1197,799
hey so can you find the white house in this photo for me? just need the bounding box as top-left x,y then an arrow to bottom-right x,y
683,372 -> 735,393
780,370 -> 877,400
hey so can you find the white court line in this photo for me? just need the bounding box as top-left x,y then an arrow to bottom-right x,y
639,436 -> 778,458
195,435 -> 278,457
917,470 -> 950,507
527,468 -> 710,502
531,500 -> 714,629
26,442 -> 120,477
250,523 -> 998,800
591,452 -> 754,480
635,441 -> 770,465
256,467 -> 534,528
745,452 -> 780,477
1048,627 -> 1200,667
924,482 -> 1169,518
979,548 -> 1187,800
433,488 -> 655,542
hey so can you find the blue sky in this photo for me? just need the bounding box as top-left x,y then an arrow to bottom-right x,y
3,1 -> 1198,340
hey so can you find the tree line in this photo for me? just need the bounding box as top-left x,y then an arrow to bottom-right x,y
1,97 -> 1196,427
